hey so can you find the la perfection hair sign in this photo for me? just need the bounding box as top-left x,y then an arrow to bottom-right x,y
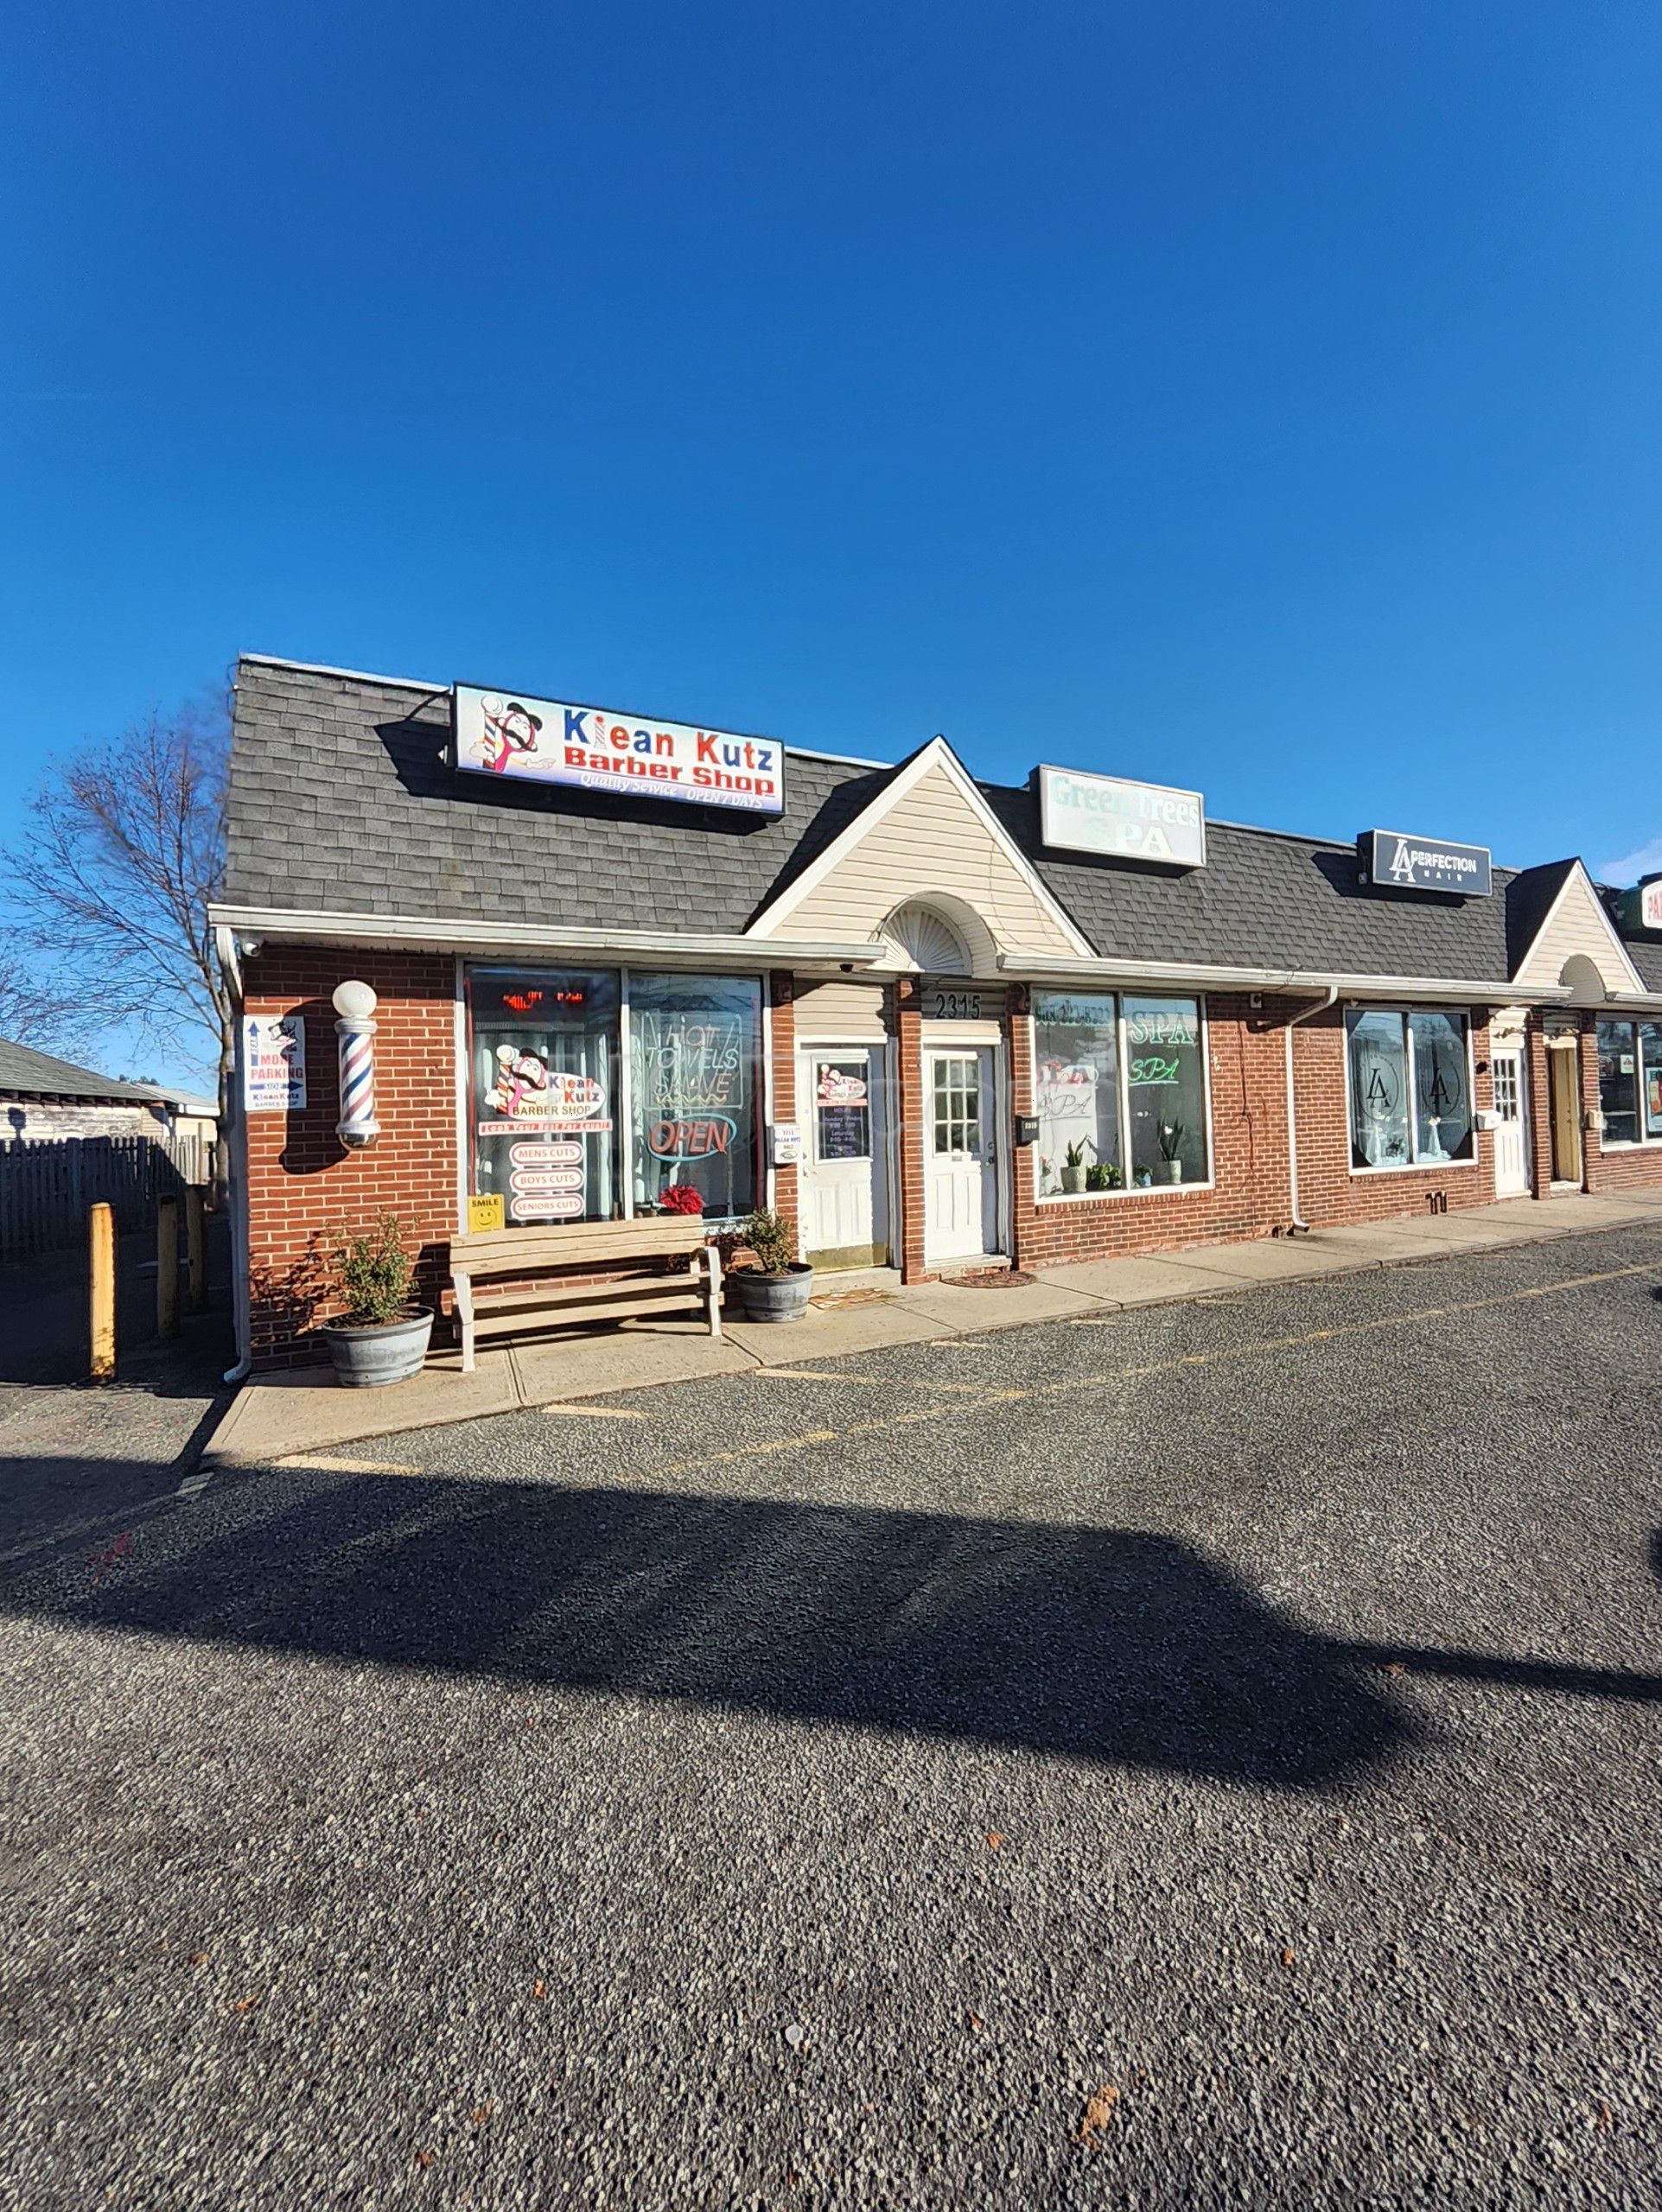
454,684 -> 785,816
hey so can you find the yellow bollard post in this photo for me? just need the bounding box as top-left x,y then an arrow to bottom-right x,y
156,1197 -> 180,1342
186,1186 -> 207,1313
89,1202 -> 116,1382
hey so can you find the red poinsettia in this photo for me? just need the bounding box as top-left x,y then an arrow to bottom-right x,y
659,1184 -> 704,1217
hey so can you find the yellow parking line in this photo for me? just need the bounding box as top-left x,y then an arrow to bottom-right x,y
645,1255 -> 1661,1485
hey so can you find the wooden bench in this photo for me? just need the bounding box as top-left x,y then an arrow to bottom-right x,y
450,1218 -> 722,1373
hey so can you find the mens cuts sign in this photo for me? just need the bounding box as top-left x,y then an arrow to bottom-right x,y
1038,766 -> 1206,868
1361,830 -> 1493,898
454,684 -> 784,815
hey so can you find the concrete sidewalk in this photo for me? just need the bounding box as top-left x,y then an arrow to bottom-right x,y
204,1188 -> 1662,1469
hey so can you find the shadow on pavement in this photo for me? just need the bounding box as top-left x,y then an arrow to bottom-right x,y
4,1473 -> 1415,1788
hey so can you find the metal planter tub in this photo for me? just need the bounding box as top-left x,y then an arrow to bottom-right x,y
733,1264 -> 814,1323
322,1306 -> 435,1388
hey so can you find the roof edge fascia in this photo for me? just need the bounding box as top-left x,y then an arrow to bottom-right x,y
210,903 -> 887,971
1000,953 -> 1568,1004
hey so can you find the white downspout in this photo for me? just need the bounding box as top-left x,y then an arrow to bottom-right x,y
215,925 -> 253,1384
1284,987 -> 1339,1233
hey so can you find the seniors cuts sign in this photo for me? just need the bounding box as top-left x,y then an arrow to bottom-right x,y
1360,830 -> 1493,898
454,684 -> 784,815
1038,766 -> 1206,868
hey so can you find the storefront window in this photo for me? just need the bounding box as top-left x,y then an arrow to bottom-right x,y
1124,996 -> 1208,1184
469,969 -> 620,1224
1347,1007 -> 1473,1169
1645,1023 -> 1662,1141
1032,992 -> 1209,1194
628,974 -> 761,1219
1034,992 -> 1121,1193
1409,1009 -> 1473,1163
1596,1019 -> 1640,1145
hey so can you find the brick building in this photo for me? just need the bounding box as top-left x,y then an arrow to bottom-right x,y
213,657 -> 1662,1370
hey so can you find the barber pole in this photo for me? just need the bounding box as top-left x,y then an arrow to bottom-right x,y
332,980 -> 380,1147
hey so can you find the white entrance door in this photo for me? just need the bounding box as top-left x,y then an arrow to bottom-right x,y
798,1048 -> 889,1268
1491,1047 -> 1531,1197
925,1046 -> 1000,1262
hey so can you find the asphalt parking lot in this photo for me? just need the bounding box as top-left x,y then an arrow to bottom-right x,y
4,1226 -> 1661,2209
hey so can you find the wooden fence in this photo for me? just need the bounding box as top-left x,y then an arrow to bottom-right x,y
0,1134 -> 209,1264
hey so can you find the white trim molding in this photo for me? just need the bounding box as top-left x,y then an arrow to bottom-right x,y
1003,953 -> 1568,1006
745,735 -> 1095,959
1510,860 -> 1646,998
209,903 -> 887,975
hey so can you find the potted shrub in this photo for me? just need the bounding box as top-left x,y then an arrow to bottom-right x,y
659,1183 -> 705,1218
1086,1160 -> 1122,1193
1060,1139 -> 1092,1195
1155,1122 -> 1186,1185
320,1214 -> 434,1387
731,1207 -> 813,1323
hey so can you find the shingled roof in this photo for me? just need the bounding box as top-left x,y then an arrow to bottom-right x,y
0,1038 -> 177,1105
226,657 -> 1528,986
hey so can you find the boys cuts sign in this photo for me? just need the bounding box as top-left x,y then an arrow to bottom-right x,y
454,684 -> 785,816
1038,766 -> 1206,868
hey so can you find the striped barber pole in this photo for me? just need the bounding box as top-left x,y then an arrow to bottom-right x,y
335,1019 -> 379,1145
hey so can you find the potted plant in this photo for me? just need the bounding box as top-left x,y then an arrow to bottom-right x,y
1155,1122 -> 1186,1185
1060,1139 -> 1092,1195
1086,1160 -> 1122,1192
731,1206 -> 813,1323
320,1214 -> 434,1387
659,1183 -> 705,1218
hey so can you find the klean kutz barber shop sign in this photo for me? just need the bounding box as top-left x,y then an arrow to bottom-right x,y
1360,830 -> 1493,898
454,684 -> 784,816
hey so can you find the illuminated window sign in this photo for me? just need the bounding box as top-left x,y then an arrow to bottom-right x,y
454,684 -> 785,817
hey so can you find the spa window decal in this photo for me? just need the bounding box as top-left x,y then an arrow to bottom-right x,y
1032,991 -> 1209,1195
1346,1007 -> 1474,1171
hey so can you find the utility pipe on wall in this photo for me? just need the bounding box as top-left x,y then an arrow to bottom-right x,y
1283,986 -> 1339,1233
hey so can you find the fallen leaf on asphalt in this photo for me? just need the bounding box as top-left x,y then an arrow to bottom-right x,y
230,1994 -> 261,2013
1281,1947 -> 1297,1968
985,1832 -> 1003,1850
188,1951 -> 208,1966
470,2105 -> 492,2126
1079,2084 -> 1119,2143
532,1980 -> 547,1999
1380,1661 -> 1406,1677
1595,2101 -> 1613,2130
414,2150 -> 435,2168
968,2012 -> 985,2034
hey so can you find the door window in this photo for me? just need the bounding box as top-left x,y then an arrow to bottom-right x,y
1493,1058 -> 1519,1121
932,1054 -> 982,1155
813,1058 -> 872,1161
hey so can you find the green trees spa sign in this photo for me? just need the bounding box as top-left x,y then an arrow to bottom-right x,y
453,683 -> 785,816
1037,766 -> 1206,868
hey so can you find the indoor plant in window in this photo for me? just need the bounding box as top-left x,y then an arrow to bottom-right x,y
731,1206 -> 812,1322
1086,1159 -> 1122,1192
319,1214 -> 434,1387
1155,1121 -> 1186,1185
1060,1139 -> 1092,1195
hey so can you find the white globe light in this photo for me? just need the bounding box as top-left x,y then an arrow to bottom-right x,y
332,979 -> 378,1021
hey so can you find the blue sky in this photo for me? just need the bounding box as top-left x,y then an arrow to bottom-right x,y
3,1 -> 1659,1085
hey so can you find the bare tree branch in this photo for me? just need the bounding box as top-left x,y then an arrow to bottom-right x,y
3,693 -> 232,1112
